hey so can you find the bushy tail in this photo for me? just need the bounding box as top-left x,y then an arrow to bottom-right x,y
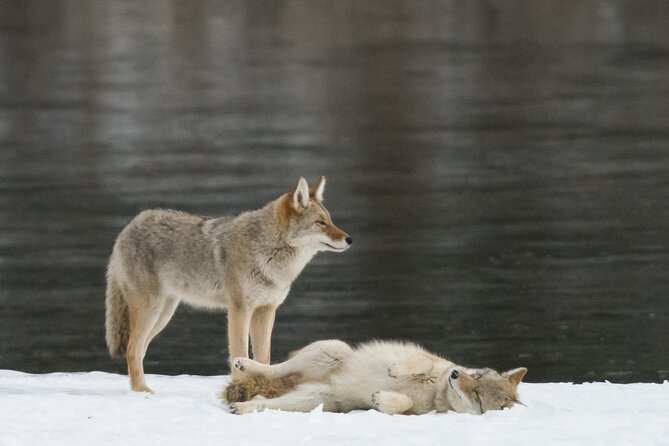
221,375 -> 298,404
105,279 -> 129,359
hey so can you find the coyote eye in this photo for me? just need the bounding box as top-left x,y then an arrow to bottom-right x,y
316,220 -> 327,226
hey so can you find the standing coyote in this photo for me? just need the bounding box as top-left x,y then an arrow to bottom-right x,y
105,177 -> 352,392
225,340 -> 527,415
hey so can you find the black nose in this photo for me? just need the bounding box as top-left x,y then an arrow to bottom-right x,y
450,370 -> 459,380
345,237 -> 353,245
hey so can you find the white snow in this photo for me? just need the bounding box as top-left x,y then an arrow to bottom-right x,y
1,370 -> 668,446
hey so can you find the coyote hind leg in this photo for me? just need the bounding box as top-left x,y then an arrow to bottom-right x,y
143,297 -> 179,356
232,339 -> 352,381
126,298 -> 162,393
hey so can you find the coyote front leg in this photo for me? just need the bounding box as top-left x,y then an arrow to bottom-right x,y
250,305 -> 276,364
227,303 -> 251,374
230,383 -> 332,414
387,354 -> 439,380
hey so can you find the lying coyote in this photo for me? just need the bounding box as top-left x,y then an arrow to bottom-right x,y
224,340 -> 527,415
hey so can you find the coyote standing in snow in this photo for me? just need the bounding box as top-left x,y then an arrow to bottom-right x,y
224,340 -> 527,415
105,177 -> 352,392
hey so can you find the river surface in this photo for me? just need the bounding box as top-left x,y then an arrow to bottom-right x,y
1,1 -> 669,383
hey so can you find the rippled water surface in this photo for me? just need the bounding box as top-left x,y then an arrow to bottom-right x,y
1,1 -> 669,382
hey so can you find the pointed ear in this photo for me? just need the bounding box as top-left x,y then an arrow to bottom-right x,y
291,177 -> 310,210
314,176 -> 326,202
502,367 -> 527,387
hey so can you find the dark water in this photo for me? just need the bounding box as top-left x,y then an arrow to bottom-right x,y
1,1 -> 669,383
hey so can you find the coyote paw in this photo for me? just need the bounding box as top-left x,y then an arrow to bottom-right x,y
229,401 -> 258,415
387,362 -> 432,381
131,384 -> 154,394
232,357 -> 251,373
372,391 -> 413,415
387,364 -> 403,378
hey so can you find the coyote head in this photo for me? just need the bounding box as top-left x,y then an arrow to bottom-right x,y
279,176 -> 352,253
440,367 -> 527,414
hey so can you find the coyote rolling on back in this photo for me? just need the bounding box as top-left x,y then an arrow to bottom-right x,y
105,177 -> 352,392
224,340 -> 527,415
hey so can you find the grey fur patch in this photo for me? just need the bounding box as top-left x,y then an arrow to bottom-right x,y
251,267 -> 274,288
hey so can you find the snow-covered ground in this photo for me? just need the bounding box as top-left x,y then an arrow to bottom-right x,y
1,370 -> 668,446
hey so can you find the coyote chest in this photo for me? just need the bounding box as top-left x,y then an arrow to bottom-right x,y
330,345 -> 444,414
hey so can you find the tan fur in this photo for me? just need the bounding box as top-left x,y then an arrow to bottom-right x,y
224,340 -> 527,415
276,195 -> 294,227
105,177 -> 352,392
223,374 -> 299,403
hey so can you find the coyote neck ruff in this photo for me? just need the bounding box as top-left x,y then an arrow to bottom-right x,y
105,176 -> 352,393
205,197 -> 317,297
